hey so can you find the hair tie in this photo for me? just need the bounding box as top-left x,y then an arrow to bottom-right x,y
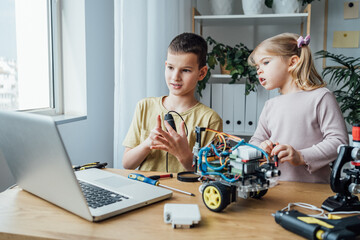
297,35 -> 310,48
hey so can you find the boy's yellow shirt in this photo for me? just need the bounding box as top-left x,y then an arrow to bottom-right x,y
123,96 -> 223,173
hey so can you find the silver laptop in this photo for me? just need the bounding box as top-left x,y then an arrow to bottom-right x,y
0,110 -> 172,222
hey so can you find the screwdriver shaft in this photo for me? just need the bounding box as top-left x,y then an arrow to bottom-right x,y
158,184 -> 195,197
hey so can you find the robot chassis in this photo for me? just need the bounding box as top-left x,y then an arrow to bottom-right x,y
192,127 -> 281,212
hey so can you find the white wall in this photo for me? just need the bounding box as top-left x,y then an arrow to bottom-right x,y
0,0 -> 114,192
57,0 -> 114,168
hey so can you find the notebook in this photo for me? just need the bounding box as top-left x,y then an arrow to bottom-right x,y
0,110 -> 172,222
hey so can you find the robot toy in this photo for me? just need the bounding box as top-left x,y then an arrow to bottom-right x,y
192,127 -> 280,212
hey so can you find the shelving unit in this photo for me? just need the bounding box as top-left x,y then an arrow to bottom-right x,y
192,5 -> 311,35
193,5 -> 312,136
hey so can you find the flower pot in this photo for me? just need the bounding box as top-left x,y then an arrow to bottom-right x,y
220,64 -> 231,75
272,0 -> 301,14
209,0 -> 234,15
242,0 -> 264,15
219,57 -> 232,75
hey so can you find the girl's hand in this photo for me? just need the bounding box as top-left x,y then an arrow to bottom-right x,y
259,140 -> 275,154
271,144 -> 305,166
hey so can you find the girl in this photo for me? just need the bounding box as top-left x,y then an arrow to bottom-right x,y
248,33 -> 348,183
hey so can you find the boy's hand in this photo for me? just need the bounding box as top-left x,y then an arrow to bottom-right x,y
150,120 -> 193,170
144,115 -> 163,149
123,115 -> 164,170
271,144 -> 305,166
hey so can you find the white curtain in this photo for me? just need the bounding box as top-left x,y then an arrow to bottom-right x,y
114,0 -> 193,168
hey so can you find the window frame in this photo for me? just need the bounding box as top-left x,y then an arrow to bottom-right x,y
22,0 -> 63,115
27,0 -> 87,121
49,0 -> 63,115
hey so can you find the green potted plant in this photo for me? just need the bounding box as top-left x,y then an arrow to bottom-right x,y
316,50 -> 360,126
265,0 -> 318,8
198,36 -> 258,97
265,0 -> 318,14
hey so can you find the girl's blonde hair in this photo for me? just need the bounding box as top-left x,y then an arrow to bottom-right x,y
248,33 -> 326,91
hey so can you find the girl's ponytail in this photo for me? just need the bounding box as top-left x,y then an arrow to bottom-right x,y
292,44 -> 325,90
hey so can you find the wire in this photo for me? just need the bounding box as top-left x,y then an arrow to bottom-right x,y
281,202 -> 360,219
281,202 -> 327,218
330,211 -> 360,215
196,128 -> 272,183
167,110 -> 188,136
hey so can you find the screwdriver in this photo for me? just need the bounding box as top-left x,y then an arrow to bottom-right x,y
128,173 -> 195,197
149,173 -> 173,180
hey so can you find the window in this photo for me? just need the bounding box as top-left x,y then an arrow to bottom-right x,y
0,0 -> 58,112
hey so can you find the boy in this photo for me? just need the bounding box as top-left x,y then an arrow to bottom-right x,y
122,33 -> 222,173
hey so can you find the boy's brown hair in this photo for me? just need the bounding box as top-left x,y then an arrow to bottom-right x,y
168,32 -> 207,69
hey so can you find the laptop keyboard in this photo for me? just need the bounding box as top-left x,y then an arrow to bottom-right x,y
79,180 -> 128,209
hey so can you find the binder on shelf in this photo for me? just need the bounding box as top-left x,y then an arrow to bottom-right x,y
245,90 -> 257,133
233,84 -> 245,134
222,84 -> 234,133
200,83 -> 211,108
211,83 -> 223,118
256,86 -> 269,122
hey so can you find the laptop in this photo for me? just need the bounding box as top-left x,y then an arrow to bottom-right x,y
0,110 -> 172,222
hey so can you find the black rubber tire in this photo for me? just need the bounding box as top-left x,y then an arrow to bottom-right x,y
202,182 -> 230,212
251,189 -> 268,199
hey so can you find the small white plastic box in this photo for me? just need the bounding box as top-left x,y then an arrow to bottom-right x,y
163,204 -> 201,229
